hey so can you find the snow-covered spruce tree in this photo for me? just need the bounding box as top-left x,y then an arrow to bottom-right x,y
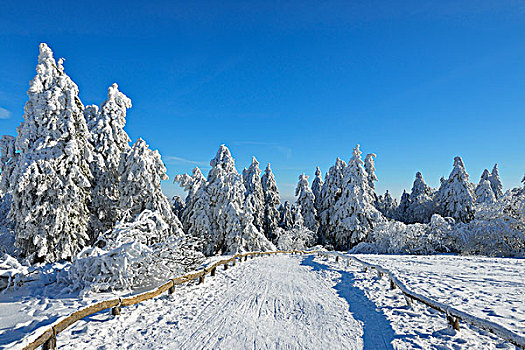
376,190 -> 398,220
311,166 -> 324,213
364,153 -> 378,191
174,167 -> 208,234
191,145 -> 274,255
396,190 -> 411,223
295,173 -> 318,233
261,163 -> 281,239
318,157 -> 346,242
118,138 -> 183,237
10,44 -> 93,263
328,145 -> 384,249
436,156 -> 476,223
278,201 -> 295,230
407,172 -> 436,224
475,180 -> 496,204
86,83 -> 132,240
171,195 -> 185,220
0,136 -> 16,226
489,164 -> 503,199
242,157 -> 264,232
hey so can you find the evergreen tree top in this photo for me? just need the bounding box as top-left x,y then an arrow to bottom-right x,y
209,145 -> 236,178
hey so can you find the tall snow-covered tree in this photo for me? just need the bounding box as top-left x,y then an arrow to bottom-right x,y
475,180 -> 496,204
0,135 -> 16,228
118,138 -> 183,237
396,190 -> 411,223
278,201 -> 295,230
436,156 -> 476,223
489,164 -> 503,199
407,172 -> 435,223
328,145 -> 383,249
364,153 -> 378,191
86,83 -> 132,240
376,190 -> 398,220
311,166 -> 324,213
295,173 -> 318,233
174,167 -> 207,233
182,145 -> 274,255
318,157 -> 346,241
10,44 -> 93,263
242,157 -> 264,232
261,163 -> 281,239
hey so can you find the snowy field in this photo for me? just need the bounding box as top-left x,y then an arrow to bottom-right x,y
354,254 -> 525,338
2,254 -> 521,349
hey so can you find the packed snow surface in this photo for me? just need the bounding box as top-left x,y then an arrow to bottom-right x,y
2,254 -> 521,349
355,254 -> 525,338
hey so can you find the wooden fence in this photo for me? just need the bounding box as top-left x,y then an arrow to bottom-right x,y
318,251 -> 525,349
21,250 -> 525,349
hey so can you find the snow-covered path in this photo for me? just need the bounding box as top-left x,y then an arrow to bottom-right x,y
58,254 -> 364,349
11,253 -> 520,349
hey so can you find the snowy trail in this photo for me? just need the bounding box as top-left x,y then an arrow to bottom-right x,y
58,254 -> 364,350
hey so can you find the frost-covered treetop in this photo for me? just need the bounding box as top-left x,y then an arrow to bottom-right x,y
209,145 -> 236,178
364,153 -> 378,189
410,172 -> 432,198
450,156 -> 470,183
295,173 -> 310,196
174,167 -> 206,199
17,43 -> 89,154
490,163 -> 503,199
243,157 -> 262,192
480,169 -> 490,182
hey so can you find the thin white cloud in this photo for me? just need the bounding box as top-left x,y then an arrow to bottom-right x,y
164,155 -> 210,167
0,107 -> 11,119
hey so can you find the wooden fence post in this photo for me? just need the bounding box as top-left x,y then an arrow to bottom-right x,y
447,315 -> 460,331
111,298 -> 122,316
390,279 -> 396,290
42,328 -> 57,350
168,280 -> 176,295
199,275 -> 205,284
335,256 -> 339,262
232,259 -> 236,266
211,267 -> 216,277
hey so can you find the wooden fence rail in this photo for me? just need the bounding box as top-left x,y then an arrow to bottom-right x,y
22,250 -> 317,350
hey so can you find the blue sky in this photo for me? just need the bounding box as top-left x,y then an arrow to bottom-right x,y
1,1 -> 524,202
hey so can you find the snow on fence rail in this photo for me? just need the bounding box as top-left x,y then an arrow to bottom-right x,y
21,250 -> 317,350
319,251 -> 525,350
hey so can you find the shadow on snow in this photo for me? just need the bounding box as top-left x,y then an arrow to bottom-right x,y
301,255 -> 395,350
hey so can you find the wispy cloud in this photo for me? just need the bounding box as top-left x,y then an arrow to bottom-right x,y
0,107 -> 11,119
164,155 -> 210,167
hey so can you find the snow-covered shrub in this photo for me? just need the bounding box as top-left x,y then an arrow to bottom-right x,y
64,210 -> 204,293
351,214 -> 454,254
273,227 -> 316,251
0,254 -> 30,292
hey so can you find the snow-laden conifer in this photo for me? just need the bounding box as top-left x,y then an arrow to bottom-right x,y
436,156 -> 475,223
475,180 -> 496,204
86,83 -> 132,239
376,190 -> 398,220
174,167 -> 207,234
396,190 -> 411,222
328,145 -> 383,249
242,157 -> 264,232
364,153 -> 378,190
171,195 -> 185,220
295,173 -> 318,233
278,201 -> 294,230
261,163 -> 281,239
311,166 -> 324,213
407,172 -> 436,223
180,145 -> 274,255
318,158 -> 346,241
0,136 -> 16,230
118,138 -> 183,237
489,164 -> 503,199
10,44 -> 93,263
